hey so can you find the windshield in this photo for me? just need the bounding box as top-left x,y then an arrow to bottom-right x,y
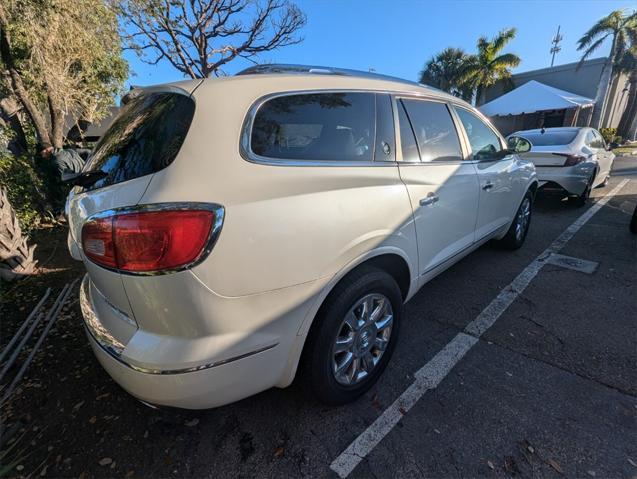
518,130 -> 579,147
82,92 -> 195,191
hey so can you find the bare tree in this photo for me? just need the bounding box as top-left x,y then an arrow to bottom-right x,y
120,0 -> 306,78
0,0 -> 127,150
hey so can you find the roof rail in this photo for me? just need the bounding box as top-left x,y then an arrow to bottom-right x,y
236,64 -> 424,88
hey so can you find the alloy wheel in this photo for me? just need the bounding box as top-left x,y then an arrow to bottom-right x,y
515,197 -> 531,242
331,293 -> 393,386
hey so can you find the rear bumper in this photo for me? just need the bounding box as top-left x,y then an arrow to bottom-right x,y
535,164 -> 595,196
86,329 -> 282,409
79,274 -> 317,409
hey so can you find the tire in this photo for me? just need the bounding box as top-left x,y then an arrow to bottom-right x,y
630,205 -> 637,234
596,175 -> 609,188
497,190 -> 533,250
301,266 -> 402,406
569,172 -> 595,207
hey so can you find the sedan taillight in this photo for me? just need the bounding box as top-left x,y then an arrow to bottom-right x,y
81,205 -> 224,273
552,153 -> 587,166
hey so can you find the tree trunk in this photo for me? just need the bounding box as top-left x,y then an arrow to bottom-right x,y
624,87 -> 637,142
617,76 -> 637,139
0,186 -> 38,282
475,86 -> 484,106
590,59 -> 614,128
628,107 -> 637,142
0,97 -> 27,155
47,91 -> 64,148
590,33 -> 620,129
0,4 -> 52,148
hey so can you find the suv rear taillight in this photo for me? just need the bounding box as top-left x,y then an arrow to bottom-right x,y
552,153 -> 587,166
81,204 -> 224,273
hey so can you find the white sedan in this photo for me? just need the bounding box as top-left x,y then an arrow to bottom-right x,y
507,127 -> 615,206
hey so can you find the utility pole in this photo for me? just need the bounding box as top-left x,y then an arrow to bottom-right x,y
550,25 -> 563,67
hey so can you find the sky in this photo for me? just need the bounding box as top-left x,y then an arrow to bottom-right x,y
123,0 -> 633,88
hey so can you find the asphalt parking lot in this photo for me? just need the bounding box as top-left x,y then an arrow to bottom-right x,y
2,156 -> 636,478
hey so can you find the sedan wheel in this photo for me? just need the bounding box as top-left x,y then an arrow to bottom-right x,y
571,173 -> 594,207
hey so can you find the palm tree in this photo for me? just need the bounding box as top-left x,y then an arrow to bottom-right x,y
418,48 -> 473,101
616,45 -> 637,140
577,9 -> 637,128
460,28 -> 521,105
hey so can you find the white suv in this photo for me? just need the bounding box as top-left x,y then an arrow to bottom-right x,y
67,65 -> 538,409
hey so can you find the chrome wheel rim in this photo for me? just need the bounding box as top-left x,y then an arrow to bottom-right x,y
515,197 -> 531,242
331,293 -> 393,386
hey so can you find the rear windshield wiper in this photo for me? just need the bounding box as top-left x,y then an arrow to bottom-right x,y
63,170 -> 108,188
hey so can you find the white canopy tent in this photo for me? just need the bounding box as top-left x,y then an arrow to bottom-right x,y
479,80 -> 595,117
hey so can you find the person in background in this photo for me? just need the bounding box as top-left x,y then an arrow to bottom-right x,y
39,142 -> 86,181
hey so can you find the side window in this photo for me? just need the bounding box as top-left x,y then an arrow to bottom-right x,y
585,130 -> 597,148
250,92 -> 374,162
375,94 -> 396,162
455,108 -> 503,161
401,99 -> 463,162
397,101 -> 420,162
593,130 -> 605,149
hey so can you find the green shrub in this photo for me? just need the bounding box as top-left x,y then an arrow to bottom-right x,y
599,127 -> 621,144
0,153 -> 50,233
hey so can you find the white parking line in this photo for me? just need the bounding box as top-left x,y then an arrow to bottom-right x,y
330,179 -> 630,478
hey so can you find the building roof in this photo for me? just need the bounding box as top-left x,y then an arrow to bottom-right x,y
479,80 -> 595,116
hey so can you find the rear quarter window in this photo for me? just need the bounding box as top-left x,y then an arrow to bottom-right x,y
249,92 -> 376,162
82,92 -> 195,191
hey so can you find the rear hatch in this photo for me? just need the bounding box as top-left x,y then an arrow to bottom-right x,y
519,145 -> 575,167
513,129 -> 581,167
67,86 -> 197,321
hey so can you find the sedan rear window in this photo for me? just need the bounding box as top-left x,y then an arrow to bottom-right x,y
519,130 -> 579,146
250,92 -> 375,162
82,92 -> 195,191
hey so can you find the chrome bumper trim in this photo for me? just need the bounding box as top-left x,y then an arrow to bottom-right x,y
80,275 -> 278,375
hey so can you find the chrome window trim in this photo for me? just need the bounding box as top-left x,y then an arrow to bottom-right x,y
83,202 -> 225,276
240,88 -> 458,167
81,275 -> 278,375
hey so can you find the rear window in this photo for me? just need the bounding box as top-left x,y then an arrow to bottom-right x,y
250,92 -> 375,162
82,92 -> 195,191
519,130 -> 578,146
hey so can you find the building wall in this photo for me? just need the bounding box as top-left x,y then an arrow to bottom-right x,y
483,58 -> 606,104
483,57 -> 629,130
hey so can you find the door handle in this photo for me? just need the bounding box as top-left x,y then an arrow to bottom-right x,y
482,181 -> 494,191
420,193 -> 439,206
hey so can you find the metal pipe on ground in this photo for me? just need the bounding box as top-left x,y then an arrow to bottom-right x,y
0,288 -> 51,365
0,284 -> 69,385
0,279 -> 77,406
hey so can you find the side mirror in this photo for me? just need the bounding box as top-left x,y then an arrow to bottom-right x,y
507,136 -> 531,154
608,142 -> 618,150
